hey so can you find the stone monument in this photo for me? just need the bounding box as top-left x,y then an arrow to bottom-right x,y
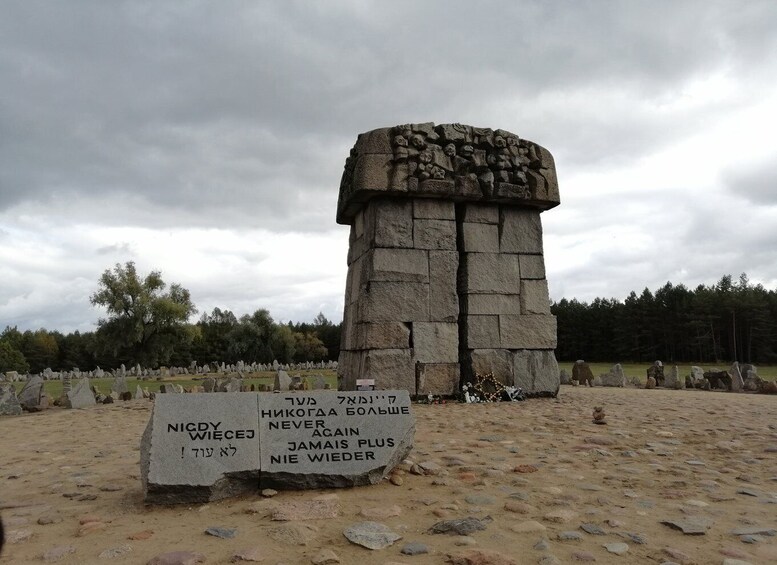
337,123 -> 560,396
141,390 -> 414,504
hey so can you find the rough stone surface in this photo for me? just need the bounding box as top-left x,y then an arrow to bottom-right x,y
572,361 -> 595,386
141,393 -> 261,504
338,124 -> 560,395
66,377 -> 96,409
513,350 -> 560,394
343,521 -> 402,549
660,516 -> 713,535
259,390 -> 415,489
0,382 -> 22,415
142,391 -> 414,502
600,364 -> 626,387
17,375 -> 44,410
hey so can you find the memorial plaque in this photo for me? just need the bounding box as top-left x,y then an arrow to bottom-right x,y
141,394 -> 261,504
259,390 -> 414,489
140,391 -> 415,503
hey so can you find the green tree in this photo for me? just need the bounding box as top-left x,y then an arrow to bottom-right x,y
20,329 -> 59,373
0,340 -> 29,373
90,262 -> 197,366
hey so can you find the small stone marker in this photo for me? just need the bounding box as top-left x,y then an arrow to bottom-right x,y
274,370 -> 291,391
111,375 -> 129,395
17,375 -> 44,411
141,390 -> 415,503
0,382 -> 23,415
66,377 -> 96,409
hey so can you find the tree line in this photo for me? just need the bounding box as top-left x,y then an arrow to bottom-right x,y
3,265 -> 775,374
553,274 -> 777,364
0,262 -> 342,374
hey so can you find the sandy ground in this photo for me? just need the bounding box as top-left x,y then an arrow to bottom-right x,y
1,386 -> 776,565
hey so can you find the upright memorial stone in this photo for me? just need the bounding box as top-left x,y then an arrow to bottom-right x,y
0,382 -> 23,416
336,123 -> 560,397
17,375 -> 44,411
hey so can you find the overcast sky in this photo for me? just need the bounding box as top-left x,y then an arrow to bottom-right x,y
2,0 -> 776,333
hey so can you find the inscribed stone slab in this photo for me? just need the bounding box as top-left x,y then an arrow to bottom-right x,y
141,394 -> 261,503
259,391 -> 414,489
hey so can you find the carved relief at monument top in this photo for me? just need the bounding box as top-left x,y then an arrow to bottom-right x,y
337,122 -> 559,225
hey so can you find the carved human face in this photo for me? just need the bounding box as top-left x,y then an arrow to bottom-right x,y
494,135 -> 506,148
460,145 -> 474,158
419,151 -> 432,164
410,134 -> 426,149
431,166 -> 446,179
443,143 -> 456,157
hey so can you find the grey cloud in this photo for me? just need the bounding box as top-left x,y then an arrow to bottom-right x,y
722,158 -> 777,205
3,1 -> 777,229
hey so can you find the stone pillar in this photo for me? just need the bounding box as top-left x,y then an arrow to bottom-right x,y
337,123 -> 560,396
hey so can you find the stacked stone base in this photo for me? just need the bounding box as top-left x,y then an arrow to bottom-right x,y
338,197 -> 558,397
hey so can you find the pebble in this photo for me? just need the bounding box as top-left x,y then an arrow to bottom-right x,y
343,521 -> 401,549
98,544 -> 133,558
41,545 -> 77,562
147,551 -> 206,565
660,516 -> 713,535
454,535 -> 477,546
401,542 -> 429,555
311,549 -> 341,564
128,529 -> 154,540
580,523 -> 605,535
604,542 -> 629,555
261,488 -> 278,497
360,504 -> 401,519
533,538 -> 549,550
571,550 -> 596,561
266,523 -> 319,545
7,528 -> 33,543
389,473 -> 404,486
37,514 -> 63,525
205,526 -> 237,538
663,547 -> 692,563
739,535 -> 762,544
511,520 -> 547,533
465,494 -> 495,505
77,521 -> 106,536
447,550 -> 518,565
722,560 -> 754,565
230,547 -> 265,562
558,531 -> 583,541
543,509 -> 576,523
539,556 -> 562,565
429,516 -> 490,535
620,532 -> 646,544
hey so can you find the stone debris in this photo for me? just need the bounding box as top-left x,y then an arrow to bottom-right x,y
430,516 -> 492,535
146,551 -> 207,565
230,547 -> 266,562
660,516 -> 713,535
603,542 -> 629,555
343,521 -> 402,549
205,526 -> 237,538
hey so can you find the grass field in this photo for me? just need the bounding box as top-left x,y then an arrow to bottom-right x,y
557,362 -> 777,382
13,369 -> 339,399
